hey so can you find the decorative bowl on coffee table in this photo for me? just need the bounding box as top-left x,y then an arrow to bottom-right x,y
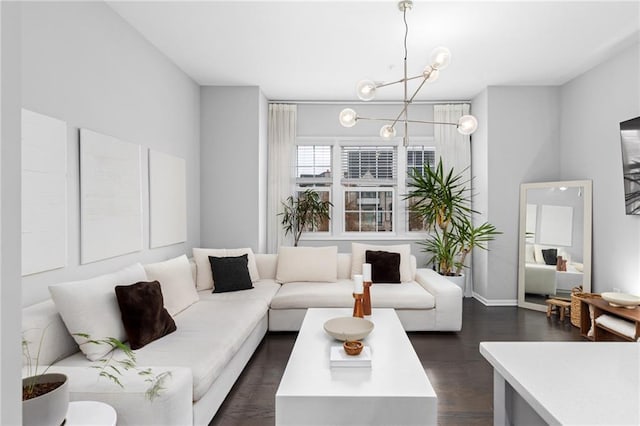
323,317 -> 374,341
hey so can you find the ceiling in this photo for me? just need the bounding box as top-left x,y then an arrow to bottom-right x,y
108,1 -> 640,101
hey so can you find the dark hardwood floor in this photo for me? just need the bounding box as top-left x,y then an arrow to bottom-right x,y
210,299 -> 583,426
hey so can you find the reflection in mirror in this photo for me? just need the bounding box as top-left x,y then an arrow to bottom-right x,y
518,181 -> 592,312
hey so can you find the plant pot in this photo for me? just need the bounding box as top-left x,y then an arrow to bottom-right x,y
22,373 -> 69,426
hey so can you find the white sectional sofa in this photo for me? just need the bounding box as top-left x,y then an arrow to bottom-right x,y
22,246 -> 462,425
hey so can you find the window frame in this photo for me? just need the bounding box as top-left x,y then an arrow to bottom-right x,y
294,136 -> 435,240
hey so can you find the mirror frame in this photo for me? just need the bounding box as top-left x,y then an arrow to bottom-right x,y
517,180 -> 593,312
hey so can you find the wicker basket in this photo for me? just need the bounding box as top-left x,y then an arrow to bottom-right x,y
570,287 -> 601,328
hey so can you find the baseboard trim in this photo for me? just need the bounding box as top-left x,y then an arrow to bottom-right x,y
472,292 -> 518,306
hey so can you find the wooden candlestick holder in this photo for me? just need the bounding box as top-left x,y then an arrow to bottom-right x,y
363,281 -> 372,316
352,293 -> 364,318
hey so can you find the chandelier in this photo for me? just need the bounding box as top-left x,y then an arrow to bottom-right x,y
338,0 -> 478,146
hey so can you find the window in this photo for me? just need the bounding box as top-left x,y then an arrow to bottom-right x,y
406,146 -> 436,232
295,145 -> 332,232
293,138 -> 436,237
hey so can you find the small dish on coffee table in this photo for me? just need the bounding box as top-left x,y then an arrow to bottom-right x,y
323,317 -> 374,341
343,340 -> 363,356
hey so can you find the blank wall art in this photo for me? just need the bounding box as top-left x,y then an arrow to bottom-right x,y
539,204 -> 573,247
149,150 -> 187,248
21,109 -> 68,276
80,129 -> 143,264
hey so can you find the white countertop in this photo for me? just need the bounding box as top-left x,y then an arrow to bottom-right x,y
480,341 -> 640,425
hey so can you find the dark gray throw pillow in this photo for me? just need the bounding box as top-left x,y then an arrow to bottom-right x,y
365,250 -> 401,283
541,248 -> 558,265
209,254 -> 254,293
114,280 -> 177,350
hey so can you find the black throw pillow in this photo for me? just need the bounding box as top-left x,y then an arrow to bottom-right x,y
365,250 -> 401,283
209,254 -> 254,293
541,248 -> 558,265
115,281 -> 177,350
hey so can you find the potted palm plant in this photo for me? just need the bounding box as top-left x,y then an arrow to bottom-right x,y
280,188 -> 333,246
406,158 -> 500,291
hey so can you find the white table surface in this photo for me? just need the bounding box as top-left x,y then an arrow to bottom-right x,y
276,308 -> 437,425
66,400 -> 117,426
480,341 -> 640,425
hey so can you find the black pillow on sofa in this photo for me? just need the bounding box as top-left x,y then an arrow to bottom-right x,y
115,281 -> 177,350
541,248 -> 558,265
209,254 -> 254,293
365,250 -> 401,283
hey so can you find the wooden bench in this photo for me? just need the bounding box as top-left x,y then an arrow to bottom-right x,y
546,298 -> 571,321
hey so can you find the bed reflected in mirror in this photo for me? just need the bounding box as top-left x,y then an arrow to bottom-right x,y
517,180 -> 592,311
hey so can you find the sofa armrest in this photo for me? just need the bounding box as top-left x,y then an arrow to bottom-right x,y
414,268 -> 463,331
47,366 -> 193,426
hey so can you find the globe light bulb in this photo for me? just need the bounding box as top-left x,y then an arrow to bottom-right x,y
430,46 -> 451,70
380,124 -> 396,139
457,115 -> 478,135
339,108 -> 358,128
423,66 -> 439,83
356,80 -> 377,101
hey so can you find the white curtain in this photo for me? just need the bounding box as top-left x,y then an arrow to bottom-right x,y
267,104 -> 296,253
434,104 -> 473,295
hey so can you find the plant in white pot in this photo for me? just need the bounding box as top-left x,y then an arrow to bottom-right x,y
406,159 -> 500,291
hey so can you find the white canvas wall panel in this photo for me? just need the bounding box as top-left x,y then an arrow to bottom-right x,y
149,149 -> 187,248
80,129 -> 143,264
539,204 -> 573,247
21,109 -> 67,275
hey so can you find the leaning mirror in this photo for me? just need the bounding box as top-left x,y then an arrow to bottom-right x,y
517,180 -> 592,312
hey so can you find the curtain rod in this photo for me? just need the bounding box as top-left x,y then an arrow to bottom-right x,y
269,100 -> 471,105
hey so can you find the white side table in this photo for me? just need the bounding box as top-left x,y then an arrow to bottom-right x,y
66,401 -> 117,426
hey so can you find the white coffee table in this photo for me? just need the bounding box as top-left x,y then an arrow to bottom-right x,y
275,308 -> 437,425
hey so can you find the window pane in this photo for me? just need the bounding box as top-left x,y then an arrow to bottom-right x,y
296,189 -> 331,232
296,146 -> 331,179
344,189 -> 393,232
341,146 -> 396,184
407,146 -> 435,177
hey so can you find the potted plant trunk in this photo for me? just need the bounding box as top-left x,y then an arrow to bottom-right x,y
280,188 -> 332,246
406,159 -> 500,293
22,373 -> 69,426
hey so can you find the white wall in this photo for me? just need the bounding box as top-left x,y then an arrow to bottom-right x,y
472,86 -> 561,303
200,86 -> 268,252
560,41 -> 640,294
1,2 -> 23,422
20,2 -> 201,306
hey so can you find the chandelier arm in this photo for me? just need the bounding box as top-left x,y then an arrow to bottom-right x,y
375,74 -> 424,89
357,116 -> 458,126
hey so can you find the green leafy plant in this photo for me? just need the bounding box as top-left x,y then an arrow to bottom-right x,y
280,188 -> 333,246
406,158 -> 500,276
23,329 -> 170,402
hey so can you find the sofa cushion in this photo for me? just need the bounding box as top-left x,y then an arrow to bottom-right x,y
49,263 -> 147,361
366,250 -> 401,283
209,254 -> 254,293
144,254 -> 199,316
276,246 -> 338,283
270,279 -> 435,310
193,248 -> 260,291
351,243 -> 413,282
198,280 -> 281,305
22,300 -> 79,366
115,281 -> 177,350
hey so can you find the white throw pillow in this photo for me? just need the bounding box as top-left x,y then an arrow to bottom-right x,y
276,246 -> 338,283
144,255 -> 199,316
351,243 -> 412,282
192,248 -> 260,291
49,263 -> 147,361
525,244 -> 535,264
